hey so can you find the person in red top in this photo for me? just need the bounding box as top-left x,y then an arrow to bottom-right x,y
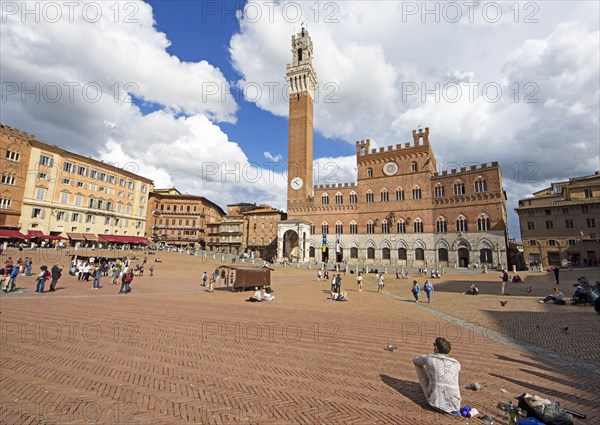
35,266 -> 50,293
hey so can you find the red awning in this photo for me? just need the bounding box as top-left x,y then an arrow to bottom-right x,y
98,234 -> 125,243
98,235 -> 149,244
0,229 -> 26,239
46,235 -> 68,240
127,236 -> 149,245
27,230 -> 49,239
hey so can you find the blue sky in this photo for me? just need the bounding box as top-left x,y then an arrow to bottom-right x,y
1,1 -> 599,238
144,0 -> 352,165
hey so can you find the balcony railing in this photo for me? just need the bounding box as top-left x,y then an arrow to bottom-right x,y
152,225 -> 204,232
153,210 -> 206,217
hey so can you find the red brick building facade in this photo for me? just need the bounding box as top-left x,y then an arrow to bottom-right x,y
207,203 -> 286,260
1,125 -> 33,232
278,29 -> 508,268
243,206 -> 286,261
147,188 -> 225,248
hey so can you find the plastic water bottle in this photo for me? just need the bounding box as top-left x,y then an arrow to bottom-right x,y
508,401 -> 517,425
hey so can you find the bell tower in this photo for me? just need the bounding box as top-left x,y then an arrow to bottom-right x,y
286,28 -> 317,212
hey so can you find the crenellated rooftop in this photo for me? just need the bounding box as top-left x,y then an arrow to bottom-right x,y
0,124 -> 36,140
356,127 -> 431,156
432,162 -> 500,178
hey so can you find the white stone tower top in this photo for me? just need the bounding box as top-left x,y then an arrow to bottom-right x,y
286,28 -> 318,99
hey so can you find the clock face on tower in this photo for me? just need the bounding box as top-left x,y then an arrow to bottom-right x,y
383,161 -> 399,176
290,176 -> 304,190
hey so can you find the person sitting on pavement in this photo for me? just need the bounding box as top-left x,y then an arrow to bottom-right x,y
572,277 -> 599,305
464,284 -> 479,295
247,290 -> 263,302
262,289 -> 275,302
330,290 -> 347,301
539,287 -> 566,305
413,337 -> 462,415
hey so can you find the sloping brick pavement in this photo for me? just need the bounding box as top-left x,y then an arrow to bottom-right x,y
1,250 -> 598,424
380,268 -> 600,367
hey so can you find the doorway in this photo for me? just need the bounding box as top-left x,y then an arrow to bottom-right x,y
458,248 -> 469,268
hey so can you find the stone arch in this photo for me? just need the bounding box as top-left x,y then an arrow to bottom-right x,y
453,238 -> 471,251
477,238 -> 494,250
436,239 -> 450,263
435,239 -> 450,250
395,239 -> 408,250
412,239 -> 426,250
282,229 -> 299,259
380,239 -> 392,249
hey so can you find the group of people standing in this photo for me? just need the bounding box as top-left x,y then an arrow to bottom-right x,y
201,268 -> 238,292
1,257 -> 36,292
201,270 -> 216,292
10,255 -> 149,295
317,270 -> 347,300
330,273 -> 347,300
322,269 -> 438,304
1,257 -> 65,294
68,256 -> 153,293
411,279 -> 435,303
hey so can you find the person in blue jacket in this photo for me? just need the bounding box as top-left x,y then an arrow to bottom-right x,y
424,279 -> 434,303
412,280 -> 421,303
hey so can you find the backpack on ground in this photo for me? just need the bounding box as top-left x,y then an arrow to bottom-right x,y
517,393 -> 573,425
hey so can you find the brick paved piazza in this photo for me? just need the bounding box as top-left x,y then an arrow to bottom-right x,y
1,250 -> 599,424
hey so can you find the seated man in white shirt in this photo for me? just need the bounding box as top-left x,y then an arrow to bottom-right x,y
246,290 -> 263,302
412,337 -> 461,414
262,289 -> 275,301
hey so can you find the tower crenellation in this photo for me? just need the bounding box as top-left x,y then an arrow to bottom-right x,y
0,124 -> 36,140
413,127 -> 430,145
356,128 -> 434,159
356,139 -> 371,156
